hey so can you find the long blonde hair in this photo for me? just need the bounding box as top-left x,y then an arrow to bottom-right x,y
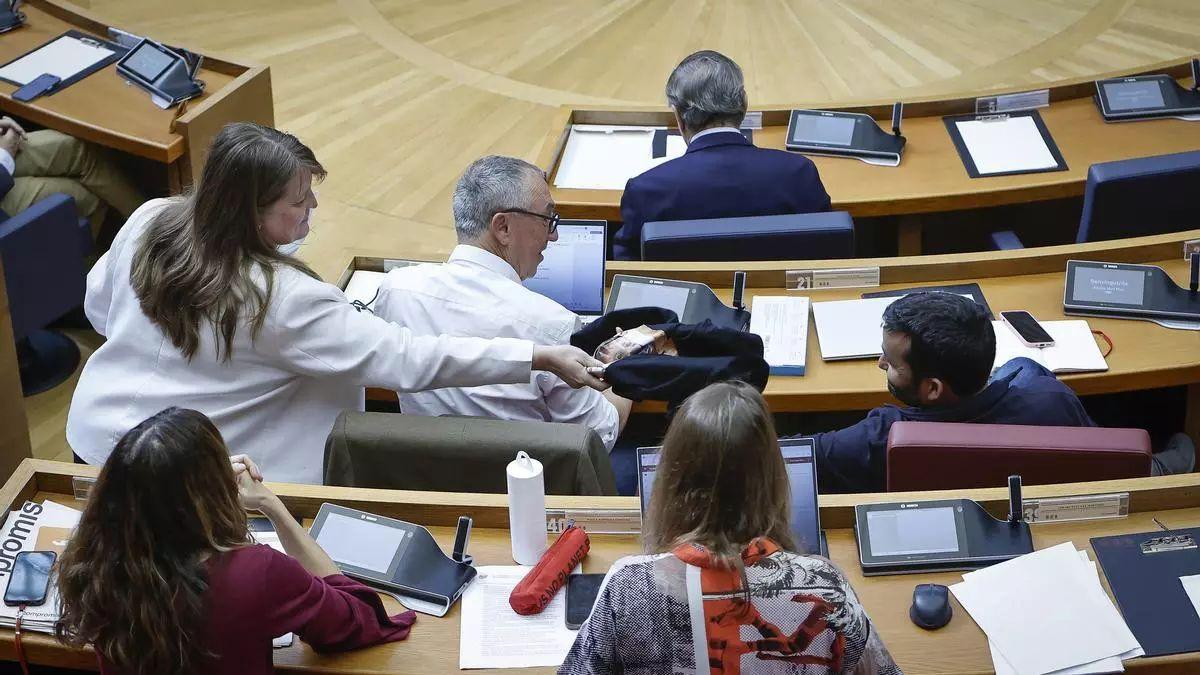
645,380 -> 795,569
131,122 -> 323,361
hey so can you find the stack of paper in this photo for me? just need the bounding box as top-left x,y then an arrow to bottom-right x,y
992,320 -> 1108,374
459,566 -> 579,669
749,296 -> 810,375
951,542 -> 1143,674
0,501 -> 82,633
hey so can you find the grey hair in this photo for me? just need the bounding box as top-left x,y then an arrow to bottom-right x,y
666,50 -> 748,132
452,155 -> 544,242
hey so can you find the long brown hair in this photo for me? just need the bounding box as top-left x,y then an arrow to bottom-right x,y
131,122 -> 324,361
56,408 -> 250,675
644,380 -> 795,568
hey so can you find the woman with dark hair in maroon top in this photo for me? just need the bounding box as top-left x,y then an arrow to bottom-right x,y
55,407 -> 415,675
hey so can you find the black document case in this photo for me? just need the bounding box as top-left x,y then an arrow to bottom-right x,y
862,283 -> 993,319
1091,527 -> 1200,657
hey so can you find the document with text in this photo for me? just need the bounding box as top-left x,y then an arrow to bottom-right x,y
459,566 -> 579,669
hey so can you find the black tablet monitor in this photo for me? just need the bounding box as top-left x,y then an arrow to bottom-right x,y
606,275 -> 697,319
1063,260 -> 1200,321
1065,261 -> 1153,309
637,438 -> 823,555
1094,74 -> 1200,121
785,109 -> 906,163
854,499 -> 1032,575
116,38 -> 204,105
121,40 -> 176,83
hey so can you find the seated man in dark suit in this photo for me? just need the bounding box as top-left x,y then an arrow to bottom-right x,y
811,292 -> 1198,493
612,50 -> 831,260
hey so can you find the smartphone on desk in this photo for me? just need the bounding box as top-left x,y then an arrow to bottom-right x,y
1000,310 -> 1055,348
4,551 -> 56,607
565,573 -> 606,630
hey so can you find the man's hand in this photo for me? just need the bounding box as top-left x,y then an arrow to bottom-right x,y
532,344 -> 609,391
0,127 -> 21,158
0,117 -> 27,138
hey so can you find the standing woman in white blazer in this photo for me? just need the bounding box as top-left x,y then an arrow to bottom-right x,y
66,122 -> 605,484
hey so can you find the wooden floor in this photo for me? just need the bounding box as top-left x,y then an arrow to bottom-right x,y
23,0 -> 1200,461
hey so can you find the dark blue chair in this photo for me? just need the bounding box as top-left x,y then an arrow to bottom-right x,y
0,193 -> 90,395
992,150 -> 1200,250
640,211 -> 855,261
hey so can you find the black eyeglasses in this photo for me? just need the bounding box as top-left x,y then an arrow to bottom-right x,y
498,208 -> 560,234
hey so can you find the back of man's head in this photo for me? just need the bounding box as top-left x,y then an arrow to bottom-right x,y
882,292 -> 996,398
452,155 -> 543,243
665,50 -> 748,133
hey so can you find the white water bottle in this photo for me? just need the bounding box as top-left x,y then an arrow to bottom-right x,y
506,451 -> 547,565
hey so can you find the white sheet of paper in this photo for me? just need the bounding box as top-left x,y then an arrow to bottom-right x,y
0,36 -> 114,86
555,125 -> 679,190
810,297 -> 897,360
983,551 -> 1129,675
1182,575 -> 1200,620
252,531 -> 296,649
951,543 -> 1141,675
459,566 -> 579,669
749,296 -> 810,373
954,116 -> 1058,175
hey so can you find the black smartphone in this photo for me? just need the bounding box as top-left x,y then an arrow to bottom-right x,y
1000,310 -> 1055,348
565,573 -> 605,630
4,551 -> 56,607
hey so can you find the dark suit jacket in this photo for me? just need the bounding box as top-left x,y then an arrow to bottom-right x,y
613,130 -> 832,260
810,358 -> 1097,494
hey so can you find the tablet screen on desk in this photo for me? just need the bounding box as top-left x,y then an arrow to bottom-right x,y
122,42 -> 176,83
315,512 -> 408,574
865,507 -> 960,557
1071,266 -> 1146,305
1102,80 -> 1165,111
790,114 -> 856,146
610,279 -> 692,317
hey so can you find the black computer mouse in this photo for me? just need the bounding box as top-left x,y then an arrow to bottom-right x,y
909,583 -> 952,630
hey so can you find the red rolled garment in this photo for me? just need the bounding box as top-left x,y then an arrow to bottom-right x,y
509,525 -> 590,615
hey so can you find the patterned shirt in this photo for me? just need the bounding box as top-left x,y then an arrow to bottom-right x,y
559,538 -> 901,675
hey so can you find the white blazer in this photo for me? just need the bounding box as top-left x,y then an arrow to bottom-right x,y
66,199 -> 534,484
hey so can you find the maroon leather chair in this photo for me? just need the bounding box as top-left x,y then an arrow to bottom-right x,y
886,421 -> 1153,491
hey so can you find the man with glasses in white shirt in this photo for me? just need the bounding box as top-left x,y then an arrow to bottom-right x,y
373,155 -> 631,449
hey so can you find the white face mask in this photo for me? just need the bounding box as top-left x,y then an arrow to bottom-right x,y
276,206 -> 314,257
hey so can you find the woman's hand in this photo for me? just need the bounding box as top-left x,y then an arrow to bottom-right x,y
230,454 -> 263,482
532,345 -> 608,391
232,455 -> 277,513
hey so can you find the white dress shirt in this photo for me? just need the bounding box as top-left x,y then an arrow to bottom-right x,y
66,200 -> 535,484
0,149 -> 14,176
689,126 -> 743,142
374,245 -> 620,449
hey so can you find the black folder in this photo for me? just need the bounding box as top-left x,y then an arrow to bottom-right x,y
1091,527 -> 1200,657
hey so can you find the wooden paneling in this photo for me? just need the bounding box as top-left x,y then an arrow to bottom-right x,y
0,262 -> 31,483
5,461 -> 1200,674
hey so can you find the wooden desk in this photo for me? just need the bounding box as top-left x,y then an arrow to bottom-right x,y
0,0 -> 273,188
340,228 -> 1200,429
0,260 -> 30,481
536,58 -> 1200,255
2,460 -> 1198,673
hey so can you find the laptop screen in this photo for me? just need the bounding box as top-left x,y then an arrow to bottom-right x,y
637,438 -> 821,554
523,220 -> 607,314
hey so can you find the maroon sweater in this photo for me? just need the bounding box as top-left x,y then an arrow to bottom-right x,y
98,545 -> 416,674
